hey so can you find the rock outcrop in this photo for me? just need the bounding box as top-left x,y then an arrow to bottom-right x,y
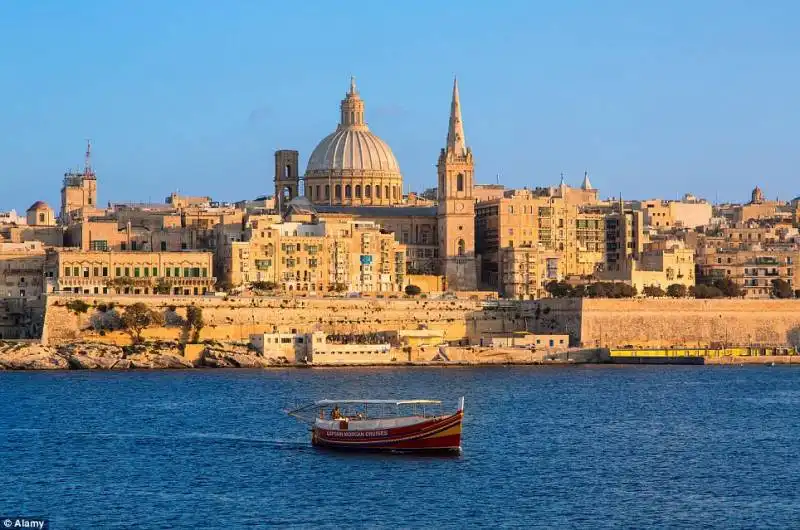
197,343 -> 277,368
0,340 -> 278,370
0,343 -> 68,370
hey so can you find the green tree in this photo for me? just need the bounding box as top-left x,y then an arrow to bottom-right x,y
771,279 -> 794,299
666,284 -> 688,298
251,281 -> 277,292
153,278 -> 172,295
642,285 -> 666,297
404,284 -> 421,296
693,284 -> 723,299
105,277 -> 135,293
121,302 -> 165,343
544,281 -> 573,298
713,277 -> 742,298
66,299 -> 90,314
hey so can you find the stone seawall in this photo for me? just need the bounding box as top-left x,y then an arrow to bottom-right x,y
525,298 -> 800,349
42,295 -> 524,346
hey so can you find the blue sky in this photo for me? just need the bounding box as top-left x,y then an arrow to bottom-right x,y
2,0 -> 799,211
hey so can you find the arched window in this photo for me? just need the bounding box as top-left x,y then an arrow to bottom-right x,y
457,173 -> 464,192
345,185 -> 352,198
285,164 -> 291,178
376,186 -> 382,198
457,239 -> 466,256
385,186 -> 390,200
355,185 -> 361,198
335,185 -> 342,199
365,185 -> 371,198
315,186 -> 320,200
393,186 -> 398,200
325,185 -> 330,199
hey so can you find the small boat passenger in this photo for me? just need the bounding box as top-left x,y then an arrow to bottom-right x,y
331,405 -> 341,420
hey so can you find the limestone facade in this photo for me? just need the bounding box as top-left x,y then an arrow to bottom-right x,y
47,248 -> 215,295
219,212 -> 405,293
695,247 -> 799,298
476,188 -> 605,289
0,241 -> 46,298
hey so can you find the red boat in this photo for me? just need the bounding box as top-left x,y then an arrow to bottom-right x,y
288,398 -> 464,453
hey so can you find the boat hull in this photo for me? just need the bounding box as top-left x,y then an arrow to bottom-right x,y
311,411 -> 463,453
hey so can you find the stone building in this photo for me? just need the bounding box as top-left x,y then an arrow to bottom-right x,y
604,207 -> 646,272
499,245 -> 561,299
60,141 -> 99,224
639,195 -> 712,230
218,203 -> 405,293
695,247 -> 798,298
475,187 -> 605,289
0,241 -> 46,298
273,77 -> 478,290
47,248 -> 215,295
26,202 -> 56,227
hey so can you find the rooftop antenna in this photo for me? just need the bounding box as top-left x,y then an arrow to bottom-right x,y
84,139 -> 93,177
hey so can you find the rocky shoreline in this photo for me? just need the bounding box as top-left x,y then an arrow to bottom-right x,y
0,341 -> 291,370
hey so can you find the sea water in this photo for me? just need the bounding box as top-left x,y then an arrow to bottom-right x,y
1,366 -> 798,528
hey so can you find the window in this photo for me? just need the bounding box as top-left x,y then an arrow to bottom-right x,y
376,186 -> 382,199
102,267 -> 108,277
93,267 -> 99,277
166,268 -> 171,277
144,267 -> 150,277
365,185 -> 371,198
124,267 -> 130,277
115,267 -> 121,277
355,185 -> 361,198
335,185 -> 342,199
131,241 -> 137,251
39,213 -> 45,223
174,267 -> 180,277
201,268 -> 208,277
121,243 -> 126,250
345,185 -> 352,198
64,267 -> 71,277
90,240 -> 108,251
160,241 -> 167,251
134,268 -> 140,278
325,185 -> 330,199
457,173 -> 464,192
457,239 -> 466,256
192,267 -> 200,277
73,267 -> 79,276
183,268 -> 190,277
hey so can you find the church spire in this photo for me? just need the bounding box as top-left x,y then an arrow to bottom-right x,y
581,171 -> 593,190
446,77 -> 467,156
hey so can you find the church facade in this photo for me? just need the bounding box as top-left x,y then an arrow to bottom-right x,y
273,78 -> 478,290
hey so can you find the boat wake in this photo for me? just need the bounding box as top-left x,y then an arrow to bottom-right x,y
7,428 -> 309,450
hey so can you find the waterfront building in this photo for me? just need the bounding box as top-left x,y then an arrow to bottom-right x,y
476,187 -> 605,289
46,248 -> 215,295
499,244 -> 562,299
695,247 -> 798,298
0,241 -> 46,298
218,203 -> 405,293
0,210 -> 26,226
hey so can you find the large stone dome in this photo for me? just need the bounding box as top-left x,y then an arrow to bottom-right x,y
304,77 -> 403,206
307,128 -> 400,173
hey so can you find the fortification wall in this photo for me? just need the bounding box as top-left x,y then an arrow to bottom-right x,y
525,298 -> 800,349
42,295 -> 523,346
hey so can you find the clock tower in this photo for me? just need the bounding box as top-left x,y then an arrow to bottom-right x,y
437,78 -> 478,290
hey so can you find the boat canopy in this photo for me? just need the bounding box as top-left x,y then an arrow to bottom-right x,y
314,399 -> 442,406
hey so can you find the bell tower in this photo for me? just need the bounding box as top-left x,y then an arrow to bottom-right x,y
274,150 -> 300,211
437,78 -> 477,290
